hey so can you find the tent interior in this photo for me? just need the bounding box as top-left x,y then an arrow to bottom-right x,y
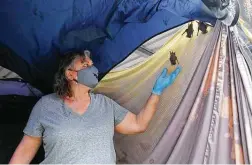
1,0 -> 252,164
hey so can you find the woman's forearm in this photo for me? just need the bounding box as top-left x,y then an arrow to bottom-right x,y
9,135 -> 41,164
136,94 -> 160,130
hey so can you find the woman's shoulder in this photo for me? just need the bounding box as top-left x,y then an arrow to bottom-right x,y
32,93 -> 63,114
91,92 -> 116,105
91,92 -> 109,101
37,93 -> 62,106
41,93 -> 59,101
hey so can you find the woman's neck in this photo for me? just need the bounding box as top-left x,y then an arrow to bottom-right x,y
68,84 -> 90,101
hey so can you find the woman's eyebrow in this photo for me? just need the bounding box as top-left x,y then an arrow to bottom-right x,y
79,58 -> 84,63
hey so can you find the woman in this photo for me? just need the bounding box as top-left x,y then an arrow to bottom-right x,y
9,51 -> 181,164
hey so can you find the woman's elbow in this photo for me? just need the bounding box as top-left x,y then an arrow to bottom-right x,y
136,124 -> 148,133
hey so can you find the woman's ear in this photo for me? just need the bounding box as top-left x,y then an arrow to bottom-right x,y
65,70 -> 76,81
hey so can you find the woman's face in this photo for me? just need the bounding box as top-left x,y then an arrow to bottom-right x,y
72,54 -> 93,71
66,54 -> 93,81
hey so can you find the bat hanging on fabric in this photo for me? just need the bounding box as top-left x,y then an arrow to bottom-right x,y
169,51 -> 179,65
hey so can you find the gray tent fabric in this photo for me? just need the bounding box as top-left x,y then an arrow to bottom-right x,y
0,66 -> 20,79
239,0 -> 252,30
230,29 -> 252,163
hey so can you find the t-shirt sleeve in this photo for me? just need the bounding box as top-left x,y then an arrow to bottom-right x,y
23,98 -> 44,137
106,96 -> 129,126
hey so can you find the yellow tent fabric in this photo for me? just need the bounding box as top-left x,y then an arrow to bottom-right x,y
238,19 -> 252,42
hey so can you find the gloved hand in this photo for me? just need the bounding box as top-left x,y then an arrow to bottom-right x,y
152,66 -> 182,95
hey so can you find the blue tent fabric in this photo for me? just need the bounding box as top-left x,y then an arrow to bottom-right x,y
0,79 -> 43,97
106,0 -> 215,38
0,0 -> 221,90
0,0 -> 114,64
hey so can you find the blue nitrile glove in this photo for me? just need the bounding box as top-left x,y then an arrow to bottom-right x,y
152,66 -> 182,95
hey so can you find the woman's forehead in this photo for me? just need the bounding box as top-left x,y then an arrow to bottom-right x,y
73,55 -> 85,63
69,56 -> 82,68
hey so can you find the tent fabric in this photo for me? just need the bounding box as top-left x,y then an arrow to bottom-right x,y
0,0 -> 238,92
230,29 -> 252,163
238,0 -> 252,43
143,21 -> 221,164
0,43 -> 52,93
93,21 -> 252,163
238,20 -> 252,43
233,26 -> 252,79
94,21 -> 215,163
0,79 -> 43,97
229,32 -> 252,164
0,66 -> 20,80
105,0 -> 215,38
113,25 -> 184,71
239,0 -> 252,30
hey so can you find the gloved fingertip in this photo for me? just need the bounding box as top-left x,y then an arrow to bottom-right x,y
176,66 -> 182,73
170,66 -> 181,78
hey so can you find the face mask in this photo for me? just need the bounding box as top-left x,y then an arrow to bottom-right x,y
72,66 -> 99,88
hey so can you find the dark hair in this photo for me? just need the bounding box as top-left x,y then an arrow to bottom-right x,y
54,51 -> 85,98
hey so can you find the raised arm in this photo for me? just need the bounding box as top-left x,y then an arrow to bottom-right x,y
115,66 -> 181,134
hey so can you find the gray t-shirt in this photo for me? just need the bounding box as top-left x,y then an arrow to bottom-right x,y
23,93 -> 128,164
